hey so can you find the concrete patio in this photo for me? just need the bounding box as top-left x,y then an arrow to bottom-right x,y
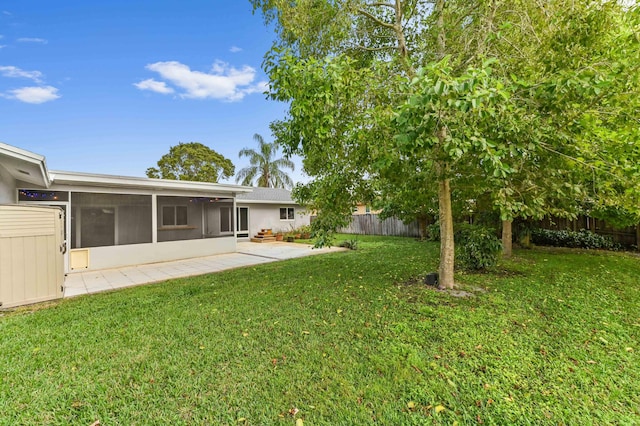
63,242 -> 344,298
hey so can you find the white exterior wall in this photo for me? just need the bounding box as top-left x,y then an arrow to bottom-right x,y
0,166 -> 16,204
68,236 -> 236,271
237,203 -> 310,239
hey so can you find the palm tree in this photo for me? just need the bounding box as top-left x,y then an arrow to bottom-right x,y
235,134 -> 295,188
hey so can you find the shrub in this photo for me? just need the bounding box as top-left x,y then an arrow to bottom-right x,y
455,224 -> 502,271
425,222 -> 440,241
531,228 -> 620,250
338,239 -> 359,250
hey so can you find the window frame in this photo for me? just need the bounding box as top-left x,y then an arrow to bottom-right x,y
279,207 -> 295,221
236,207 -> 249,238
161,205 -> 189,227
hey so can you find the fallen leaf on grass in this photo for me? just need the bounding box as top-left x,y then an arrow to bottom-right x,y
89,421 -> 100,426
586,360 -> 597,364
625,347 -> 633,352
289,407 -> 299,416
435,405 -> 445,413
296,419 -> 304,426
407,401 -> 416,410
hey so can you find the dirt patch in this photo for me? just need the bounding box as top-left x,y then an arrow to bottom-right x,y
400,277 -> 488,298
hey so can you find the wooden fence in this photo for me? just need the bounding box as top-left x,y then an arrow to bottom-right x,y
336,214 -> 421,237
313,213 -> 640,248
532,216 -> 639,248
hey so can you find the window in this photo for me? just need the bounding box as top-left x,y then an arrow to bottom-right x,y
280,207 -> 295,220
365,205 -> 371,214
236,207 -> 249,237
162,206 -> 188,226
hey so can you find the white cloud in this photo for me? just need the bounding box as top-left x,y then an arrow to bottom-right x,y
17,37 -> 48,44
0,45 -> 6,49
2,11 -> 11,16
5,86 -> 60,103
133,78 -> 175,94
0,65 -> 43,82
136,60 -> 266,101
230,45 -> 242,53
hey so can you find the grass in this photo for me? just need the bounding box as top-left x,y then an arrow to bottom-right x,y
1,235 -> 639,425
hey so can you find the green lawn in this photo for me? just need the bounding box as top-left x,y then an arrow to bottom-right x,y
1,235 -> 639,425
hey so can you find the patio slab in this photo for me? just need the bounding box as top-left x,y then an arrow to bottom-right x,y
64,241 -> 343,298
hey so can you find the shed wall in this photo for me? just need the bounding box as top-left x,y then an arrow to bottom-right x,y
0,205 -> 64,308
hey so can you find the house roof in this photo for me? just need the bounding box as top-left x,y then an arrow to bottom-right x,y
236,187 -> 296,204
0,141 -> 252,197
49,170 -> 252,196
0,142 -> 51,188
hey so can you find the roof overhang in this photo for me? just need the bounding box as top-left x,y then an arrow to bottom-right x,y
236,199 -> 298,205
49,170 -> 253,196
0,142 -> 51,188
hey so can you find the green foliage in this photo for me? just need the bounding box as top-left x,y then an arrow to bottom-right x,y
531,228 -> 620,251
426,222 -> 502,270
338,238 -> 359,250
146,142 -> 234,182
235,133 -> 295,188
454,224 -> 502,271
253,0 -> 640,286
425,222 -> 440,242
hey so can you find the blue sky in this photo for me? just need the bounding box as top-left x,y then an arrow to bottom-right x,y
0,1 -> 305,184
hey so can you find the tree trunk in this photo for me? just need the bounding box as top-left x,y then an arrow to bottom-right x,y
417,215 -> 425,240
636,223 -> 640,252
438,177 -> 455,289
502,219 -> 512,257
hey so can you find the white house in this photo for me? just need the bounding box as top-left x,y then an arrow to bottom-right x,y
236,187 -> 310,239
0,142 -> 309,273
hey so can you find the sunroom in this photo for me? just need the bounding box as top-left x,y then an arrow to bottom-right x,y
17,170 -> 251,272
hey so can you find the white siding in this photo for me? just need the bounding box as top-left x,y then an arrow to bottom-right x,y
237,203 -> 310,239
0,166 -> 16,204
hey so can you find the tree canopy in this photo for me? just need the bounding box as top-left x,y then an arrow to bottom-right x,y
235,133 -> 295,188
253,0 -> 640,288
146,142 -> 235,183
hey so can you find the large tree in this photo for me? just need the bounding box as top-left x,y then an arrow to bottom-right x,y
235,133 -> 295,188
253,0 -> 640,287
146,142 -> 235,183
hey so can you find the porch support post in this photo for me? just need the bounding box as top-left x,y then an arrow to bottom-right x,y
151,194 -> 158,243
233,194 -> 237,239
